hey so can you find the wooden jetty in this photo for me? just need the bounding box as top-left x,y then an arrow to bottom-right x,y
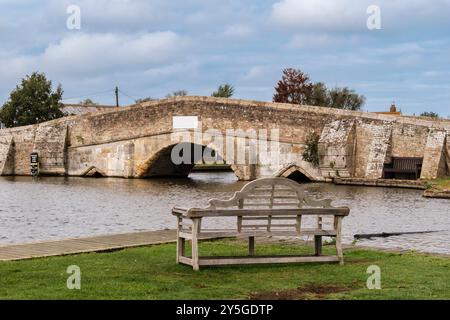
0,230 -> 178,262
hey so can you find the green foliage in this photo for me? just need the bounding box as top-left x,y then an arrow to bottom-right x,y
306,82 -> 331,107
79,98 -> 98,106
0,72 -> 64,127
166,90 -> 188,98
212,84 -> 235,98
420,112 -> 439,119
302,132 -> 320,166
307,83 -> 365,111
0,239 -> 448,299
135,97 -> 154,103
426,178 -> 450,190
273,69 -> 365,110
328,87 -> 365,111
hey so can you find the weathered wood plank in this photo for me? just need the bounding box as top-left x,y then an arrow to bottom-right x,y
191,218 -> 200,271
178,256 -> 193,266
192,229 -> 337,238
335,217 -> 344,265
184,208 -> 350,218
197,255 -> 340,266
0,230 -> 177,261
248,236 -> 255,256
242,216 -> 295,221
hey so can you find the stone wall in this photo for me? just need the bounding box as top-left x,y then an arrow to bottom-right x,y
0,96 -> 449,180
421,129 -> 448,179
318,119 -> 355,178
0,134 -> 14,175
390,123 -> 429,157
33,123 -> 68,175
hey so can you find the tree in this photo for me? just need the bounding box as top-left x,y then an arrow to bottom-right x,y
328,87 -> 365,111
212,84 -> 234,98
420,111 -> 439,119
166,90 -> 188,98
0,72 -> 64,127
305,82 -> 330,107
135,97 -> 154,103
273,68 -> 313,104
79,98 -> 98,106
273,68 -> 365,110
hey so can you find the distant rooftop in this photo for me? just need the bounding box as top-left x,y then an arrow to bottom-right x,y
62,104 -> 118,116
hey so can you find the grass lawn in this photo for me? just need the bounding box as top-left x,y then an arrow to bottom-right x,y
428,178 -> 450,191
0,239 -> 448,300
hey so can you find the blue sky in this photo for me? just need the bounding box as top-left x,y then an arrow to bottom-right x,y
1,0 -> 450,116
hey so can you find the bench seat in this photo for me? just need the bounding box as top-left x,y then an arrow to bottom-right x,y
179,228 -> 337,240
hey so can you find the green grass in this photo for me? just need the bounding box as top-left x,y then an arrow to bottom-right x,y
429,178 -> 450,190
0,239 -> 448,300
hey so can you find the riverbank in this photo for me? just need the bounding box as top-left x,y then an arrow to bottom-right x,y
0,238 -> 448,299
334,177 -> 450,199
333,178 -> 426,189
424,178 -> 450,199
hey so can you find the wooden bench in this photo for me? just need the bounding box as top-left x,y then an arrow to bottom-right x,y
172,177 -> 350,270
383,157 -> 423,180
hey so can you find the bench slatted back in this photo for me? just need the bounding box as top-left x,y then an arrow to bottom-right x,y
206,178 -> 333,233
392,157 -> 423,170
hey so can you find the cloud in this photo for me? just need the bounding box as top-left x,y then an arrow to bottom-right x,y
0,0 -> 449,116
286,33 -> 361,49
142,61 -> 199,79
270,0 -> 450,32
47,0 -> 176,32
271,0 -> 367,32
223,25 -> 254,38
0,31 -> 188,79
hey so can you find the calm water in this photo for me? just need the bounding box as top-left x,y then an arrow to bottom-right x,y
0,172 -> 449,254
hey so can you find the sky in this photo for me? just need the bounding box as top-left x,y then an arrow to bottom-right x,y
0,0 -> 450,116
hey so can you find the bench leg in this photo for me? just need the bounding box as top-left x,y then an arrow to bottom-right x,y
176,216 -> 185,264
314,235 -> 322,256
335,217 -> 344,265
335,236 -> 344,265
176,238 -> 185,264
191,218 -> 200,271
248,236 -> 255,256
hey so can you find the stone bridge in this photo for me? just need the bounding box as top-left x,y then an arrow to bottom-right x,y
0,96 -> 449,181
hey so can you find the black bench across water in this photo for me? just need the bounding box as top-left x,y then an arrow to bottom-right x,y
383,157 -> 423,180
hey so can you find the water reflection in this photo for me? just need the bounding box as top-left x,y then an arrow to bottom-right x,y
0,172 -> 449,254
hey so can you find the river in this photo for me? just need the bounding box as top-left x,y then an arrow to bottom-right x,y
0,172 -> 449,254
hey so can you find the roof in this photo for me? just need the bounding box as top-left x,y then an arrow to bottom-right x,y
61,104 -> 118,116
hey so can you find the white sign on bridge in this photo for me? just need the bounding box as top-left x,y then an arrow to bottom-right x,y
172,116 -> 199,129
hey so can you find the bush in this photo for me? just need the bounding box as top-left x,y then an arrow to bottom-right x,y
302,132 -> 320,166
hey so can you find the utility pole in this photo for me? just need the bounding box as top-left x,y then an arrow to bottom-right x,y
115,86 -> 119,107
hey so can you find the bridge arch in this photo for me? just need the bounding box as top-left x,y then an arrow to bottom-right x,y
135,142 -> 239,179
80,166 -> 107,178
276,163 -> 321,182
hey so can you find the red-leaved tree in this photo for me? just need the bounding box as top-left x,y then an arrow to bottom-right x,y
273,68 -> 313,105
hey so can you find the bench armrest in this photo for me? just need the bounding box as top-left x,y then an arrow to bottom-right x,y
178,207 -> 350,218
172,207 -> 190,216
